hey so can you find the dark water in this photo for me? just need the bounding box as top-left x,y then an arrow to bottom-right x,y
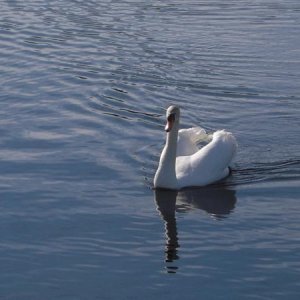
1,0 -> 300,299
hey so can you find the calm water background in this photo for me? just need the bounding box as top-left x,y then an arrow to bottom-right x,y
1,0 -> 300,299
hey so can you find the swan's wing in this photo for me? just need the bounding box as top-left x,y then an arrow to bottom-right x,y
177,127 -> 208,156
179,127 -> 207,144
176,130 -> 237,187
192,130 -> 237,173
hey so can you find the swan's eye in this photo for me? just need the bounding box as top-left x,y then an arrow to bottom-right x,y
167,113 -> 175,122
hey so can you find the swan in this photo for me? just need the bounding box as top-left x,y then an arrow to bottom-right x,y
154,105 -> 237,190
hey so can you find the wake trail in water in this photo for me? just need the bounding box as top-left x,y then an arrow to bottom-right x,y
231,158 -> 300,186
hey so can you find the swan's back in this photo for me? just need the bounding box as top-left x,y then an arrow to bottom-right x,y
176,130 -> 237,188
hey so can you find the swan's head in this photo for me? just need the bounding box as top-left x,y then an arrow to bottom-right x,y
165,105 -> 180,133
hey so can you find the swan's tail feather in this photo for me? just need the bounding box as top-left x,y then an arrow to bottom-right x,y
213,130 -> 238,159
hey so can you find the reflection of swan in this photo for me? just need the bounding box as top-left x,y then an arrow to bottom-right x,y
155,189 -> 179,266
176,187 -> 236,219
154,186 -> 237,272
154,106 -> 237,190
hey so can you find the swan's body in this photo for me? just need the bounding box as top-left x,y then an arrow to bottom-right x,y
154,106 -> 237,190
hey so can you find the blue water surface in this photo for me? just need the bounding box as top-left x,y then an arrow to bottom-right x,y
0,0 -> 300,299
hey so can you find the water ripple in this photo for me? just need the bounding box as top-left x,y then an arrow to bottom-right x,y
1,0 -> 300,298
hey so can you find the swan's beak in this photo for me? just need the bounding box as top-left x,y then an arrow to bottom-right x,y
165,114 -> 175,132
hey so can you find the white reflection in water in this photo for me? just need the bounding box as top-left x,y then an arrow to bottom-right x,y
154,187 -> 236,273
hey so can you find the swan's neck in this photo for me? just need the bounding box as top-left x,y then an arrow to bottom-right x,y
154,125 -> 179,189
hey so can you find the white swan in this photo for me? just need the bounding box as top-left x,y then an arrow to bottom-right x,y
154,106 -> 237,190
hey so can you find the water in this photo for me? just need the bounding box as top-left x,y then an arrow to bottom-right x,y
0,0 -> 300,299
